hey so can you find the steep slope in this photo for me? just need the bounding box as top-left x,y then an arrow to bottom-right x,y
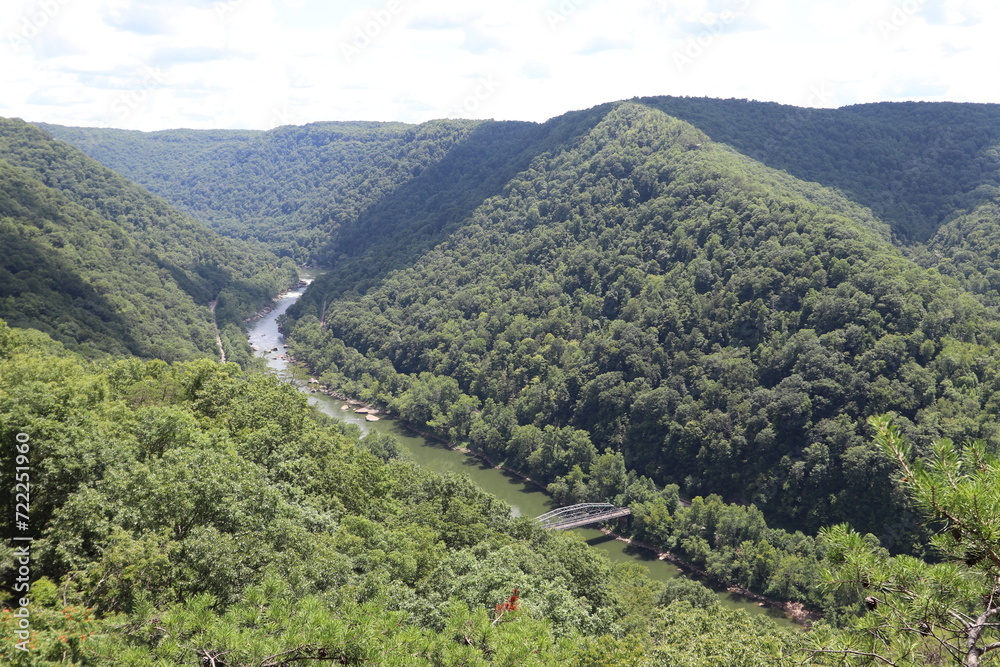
41,111 -> 615,277
317,106 -> 615,298
32,125 -> 264,251
46,99 -> 1000,253
41,120 -> 485,262
285,102 -> 1000,543
37,99 -> 1000,541
638,96 -> 1000,242
0,118 -> 296,359
910,198 -> 1000,307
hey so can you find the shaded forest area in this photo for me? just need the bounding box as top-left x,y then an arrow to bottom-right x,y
0,119 -> 296,359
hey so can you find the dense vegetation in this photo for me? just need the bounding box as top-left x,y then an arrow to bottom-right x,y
0,119 -> 297,359
46,97 -> 1000,252
283,104 -> 1000,548
40,120 -> 485,264
639,97 -> 1000,242
42,111 -> 618,293
5,319 -> 1000,664
29,97 -> 1000,664
815,416 -> 1000,667
0,320 -> 810,664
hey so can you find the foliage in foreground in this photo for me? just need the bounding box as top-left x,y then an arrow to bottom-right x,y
0,320 -> 805,664
815,415 -> 1000,666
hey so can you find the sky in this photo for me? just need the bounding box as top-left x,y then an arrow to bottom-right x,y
2,0 -> 998,131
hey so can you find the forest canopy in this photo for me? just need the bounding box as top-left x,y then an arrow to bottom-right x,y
28,97 -> 1000,664
0,319 -> 806,665
44,97 -> 1000,548
277,103 -> 1000,550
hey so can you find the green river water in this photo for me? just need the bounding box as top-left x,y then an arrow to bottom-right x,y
247,274 -> 794,627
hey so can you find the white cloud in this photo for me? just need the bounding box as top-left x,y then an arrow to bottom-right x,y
0,0 -> 998,130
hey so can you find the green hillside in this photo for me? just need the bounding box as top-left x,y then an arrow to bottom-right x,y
41,100 -> 1000,542
638,96 -> 1000,242
40,120 -> 487,263
41,113 -> 620,287
10,97 -> 1000,664
284,103 -> 1000,547
43,100 -> 1000,543
0,118 -> 297,359
46,98 -> 1000,251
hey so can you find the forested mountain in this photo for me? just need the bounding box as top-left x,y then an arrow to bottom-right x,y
12,96 -> 1000,663
40,120 -> 485,263
638,97 -> 1000,242
0,118 -> 297,359
6,316 -> 999,664
45,99 -> 1000,546
41,111 -> 618,283
272,103 -> 1000,551
45,97 -> 1000,250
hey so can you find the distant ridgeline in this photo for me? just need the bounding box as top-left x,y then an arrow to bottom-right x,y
44,98 -> 1000,548
638,97 -> 1000,243
0,118 -> 297,360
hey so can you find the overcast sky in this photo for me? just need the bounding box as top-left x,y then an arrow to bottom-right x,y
2,0 -> 997,131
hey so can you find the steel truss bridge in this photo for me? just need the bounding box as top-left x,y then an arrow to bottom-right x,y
536,503 -> 632,530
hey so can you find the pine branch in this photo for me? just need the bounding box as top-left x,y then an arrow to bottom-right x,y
257,644 -> 335,666
806,647 -> 899,666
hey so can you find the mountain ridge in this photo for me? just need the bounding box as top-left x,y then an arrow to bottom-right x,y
0,117 -> 297,359
637,96 -> 1000,242
281,101 -> 1000,544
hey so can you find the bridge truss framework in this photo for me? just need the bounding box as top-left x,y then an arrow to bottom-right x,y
535,503 -> 633,530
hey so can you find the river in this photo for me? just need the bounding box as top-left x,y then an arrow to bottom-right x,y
247,274 -> 794,627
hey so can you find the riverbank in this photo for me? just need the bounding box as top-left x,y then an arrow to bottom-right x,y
595,529 -> 821,626
243,277 -> 316,324
246,281 -> 803,628
293,362 -> 817,627
302,375 -> 557,497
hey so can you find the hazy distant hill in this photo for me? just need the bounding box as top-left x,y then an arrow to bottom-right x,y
45,97 -> 1000,249
40,120 -> 488,264
637,97 -> 1000,242
0,118 -> 296,359
50,119 -> 602,305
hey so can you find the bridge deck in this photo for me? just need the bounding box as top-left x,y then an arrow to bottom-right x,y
546,508 -> 632,530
